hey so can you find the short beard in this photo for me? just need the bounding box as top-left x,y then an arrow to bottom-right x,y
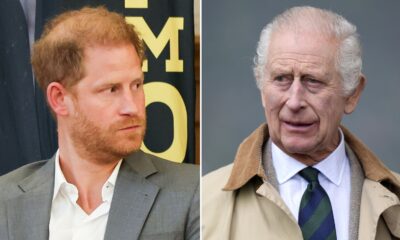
70,107 -> 146,164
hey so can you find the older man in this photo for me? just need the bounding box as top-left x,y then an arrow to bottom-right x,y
203,6 -> 400,240
0,7 -> 199,240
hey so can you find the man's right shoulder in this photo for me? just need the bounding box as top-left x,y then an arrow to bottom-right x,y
203,164 -> 233,187
202,164 -> 234,202
202,164 -> 238,238
0,160 -> 48,199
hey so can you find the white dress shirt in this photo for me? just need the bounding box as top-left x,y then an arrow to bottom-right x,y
49,151 -> 122,240
271,129 -> 351,240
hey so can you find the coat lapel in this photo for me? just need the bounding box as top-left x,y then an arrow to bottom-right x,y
7,158 -> 55,240
104,151 -> 160,240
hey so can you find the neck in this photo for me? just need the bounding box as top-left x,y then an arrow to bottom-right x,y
58,130 -> 120,214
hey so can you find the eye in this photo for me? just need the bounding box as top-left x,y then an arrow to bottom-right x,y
304,77 -> 322,87
132,81 -> 143,90
302,76 -> 325,93
273,74 -> 292,86
109,85 -> 118,93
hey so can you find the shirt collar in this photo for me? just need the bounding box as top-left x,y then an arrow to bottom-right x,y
53,150 -> 122,201
223,124 -> 398,191
101,159 -> 122,202
53,150 -> 66,201
272,129 -> 346,186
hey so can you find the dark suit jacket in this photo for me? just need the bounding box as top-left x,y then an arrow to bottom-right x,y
0,0 -> 58,175
0,151 -> 199,240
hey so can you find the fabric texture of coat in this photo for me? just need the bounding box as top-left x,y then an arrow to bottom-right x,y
203,124 -> 400,240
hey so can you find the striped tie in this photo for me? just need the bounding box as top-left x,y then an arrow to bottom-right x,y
298,167 -> 336,240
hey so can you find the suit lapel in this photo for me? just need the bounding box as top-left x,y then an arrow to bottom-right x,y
104,151 -> 160,240
7,158 -> 55,240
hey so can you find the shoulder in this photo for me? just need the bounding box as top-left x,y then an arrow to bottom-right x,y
391,170 -> 400,181
128,153 -> 200,237
124,151 -> 200,194
202,164 -> 237,237
390,170 -> 400,190
0,160 -> 49,200
0,160 -> 48,186
146,153 -> 199,187
148,153 -> 199,177
203,164 -> 233,187
203,164 -> 235,205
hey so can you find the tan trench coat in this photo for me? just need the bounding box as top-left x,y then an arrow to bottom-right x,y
202,124 -> 400,240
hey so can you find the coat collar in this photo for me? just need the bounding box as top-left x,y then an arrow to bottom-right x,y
224,124 -> 400,195
223,124 -> 268,191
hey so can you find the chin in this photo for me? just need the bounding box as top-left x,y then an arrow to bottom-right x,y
105,137 -> 142,158
282,139 -> 317,155
117,142 -> 142,155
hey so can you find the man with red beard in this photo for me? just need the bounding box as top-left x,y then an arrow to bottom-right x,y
0,7 -> 199,240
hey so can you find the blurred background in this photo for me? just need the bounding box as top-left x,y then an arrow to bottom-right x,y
202,0 -> 400,174
0,0 -> 201,174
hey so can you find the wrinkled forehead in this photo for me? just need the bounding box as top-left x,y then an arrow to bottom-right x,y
267,29 -> 339,67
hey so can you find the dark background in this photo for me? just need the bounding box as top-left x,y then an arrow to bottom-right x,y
0,0 -> 195,175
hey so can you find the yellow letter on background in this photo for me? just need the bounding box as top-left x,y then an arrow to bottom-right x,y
125,0 -> 148,8
141,82 -> 188,163
126,17 -> 184,72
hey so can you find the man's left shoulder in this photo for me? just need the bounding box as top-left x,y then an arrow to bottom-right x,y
135,151 -> 199,189
390,170 -> 400,184
130,152 -> 200,238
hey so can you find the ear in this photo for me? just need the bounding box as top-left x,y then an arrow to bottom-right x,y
344,74 -> 366,114
261,89 -> 266,108
46,82 -> 71,116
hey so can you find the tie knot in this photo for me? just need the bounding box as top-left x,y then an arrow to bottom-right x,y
299,167 -> 319,183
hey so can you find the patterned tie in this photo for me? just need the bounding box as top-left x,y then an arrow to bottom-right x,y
298,167 -> 337,240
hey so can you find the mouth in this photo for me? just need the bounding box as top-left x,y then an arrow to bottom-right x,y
119,125 -> 141,131
282,120 -> 317,133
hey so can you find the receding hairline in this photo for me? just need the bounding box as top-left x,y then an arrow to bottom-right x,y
42,8 -> 137,48
31,6 -> 146,96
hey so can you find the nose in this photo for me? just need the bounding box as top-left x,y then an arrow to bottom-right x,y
119,90 -> 139,116
285,79 -> 306,112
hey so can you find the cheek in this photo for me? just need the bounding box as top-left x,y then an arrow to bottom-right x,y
136,91 -> 146,115
314,95 -> 345,128
262,89 -> 283,117
262,90 -> 284,133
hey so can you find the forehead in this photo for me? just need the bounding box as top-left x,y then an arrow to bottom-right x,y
71,44 -> 143,90
83,44 -> 141,67
267,30 -> 339,69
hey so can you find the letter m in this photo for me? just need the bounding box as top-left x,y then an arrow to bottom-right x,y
126,17 -> 184,72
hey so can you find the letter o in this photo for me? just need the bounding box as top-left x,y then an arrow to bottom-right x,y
140,82 -> 187,163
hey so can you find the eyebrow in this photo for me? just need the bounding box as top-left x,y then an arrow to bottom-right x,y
269,67 -> 293,76
93,75 -> 144,89
269,62 -> 329,77
130,76 -> 144,83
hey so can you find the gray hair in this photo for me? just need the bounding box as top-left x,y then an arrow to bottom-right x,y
253,6 -> 362,96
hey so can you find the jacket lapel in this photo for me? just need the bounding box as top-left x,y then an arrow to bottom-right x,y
7,158 -> 55,240
104,151 -> 160,240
